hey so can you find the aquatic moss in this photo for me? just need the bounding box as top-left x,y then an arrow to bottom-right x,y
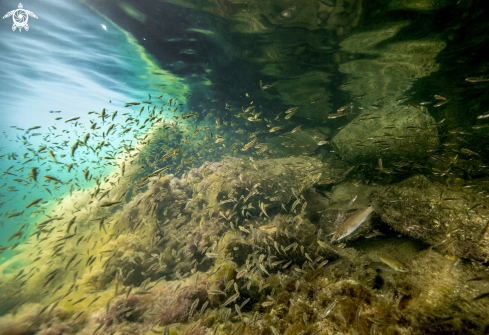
2,149 -> 489,335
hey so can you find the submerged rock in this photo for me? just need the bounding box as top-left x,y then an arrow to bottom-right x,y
329,181 -> 379,209
331,105 -> 439,164
372,175 -> 489,262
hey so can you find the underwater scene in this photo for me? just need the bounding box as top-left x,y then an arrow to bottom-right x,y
2,0 -> 489,334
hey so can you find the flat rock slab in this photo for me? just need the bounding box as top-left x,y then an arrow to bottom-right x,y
331,105 -> 439,164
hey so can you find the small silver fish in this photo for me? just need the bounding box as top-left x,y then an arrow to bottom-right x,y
376,253 -> 409,272
323,296 -> 346,317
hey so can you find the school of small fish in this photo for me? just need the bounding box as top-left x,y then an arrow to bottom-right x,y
0,70 -> 489,335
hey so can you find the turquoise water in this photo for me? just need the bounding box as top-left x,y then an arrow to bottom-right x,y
1,0 -> 489,334
0,0 -> 184,254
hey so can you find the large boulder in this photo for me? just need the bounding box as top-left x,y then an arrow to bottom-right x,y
372,175 -> 489,262
331,104 -> 439,164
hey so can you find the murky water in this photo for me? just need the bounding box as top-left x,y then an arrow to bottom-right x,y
1,0 -> 489,334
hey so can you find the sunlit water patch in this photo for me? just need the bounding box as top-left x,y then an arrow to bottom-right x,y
0,0 -> 187,259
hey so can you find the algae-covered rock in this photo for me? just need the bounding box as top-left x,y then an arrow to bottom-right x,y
331,105 -> 439,164
329,181 -> 379,209
372,175 -> 489,262
315,158 -> 356,186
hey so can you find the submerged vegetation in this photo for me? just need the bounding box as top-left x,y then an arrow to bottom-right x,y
1,88 -> 489,334
2,0 -> 489,334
